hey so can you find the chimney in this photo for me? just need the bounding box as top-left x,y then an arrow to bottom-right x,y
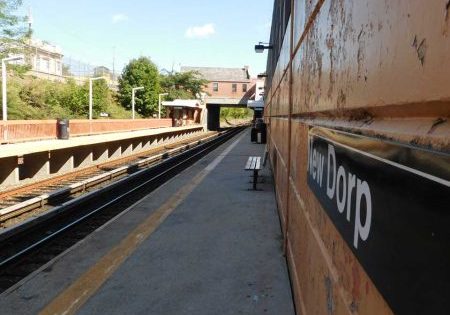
243,65 -> 249,79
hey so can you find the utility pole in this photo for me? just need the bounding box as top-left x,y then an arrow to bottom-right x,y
112,46 -> 115,81
89,77 -> 105,120
2,56 -> 23,140
158,93 -> 169,119
131,87 -> 144,119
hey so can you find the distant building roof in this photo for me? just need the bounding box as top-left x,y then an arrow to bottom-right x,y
30,38 -> 63,56
180,66 -> 250,82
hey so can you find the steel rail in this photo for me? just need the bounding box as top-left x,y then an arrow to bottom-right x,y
0,127 -> 244,270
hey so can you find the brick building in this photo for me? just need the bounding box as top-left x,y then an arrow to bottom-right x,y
180,66 -> 257,103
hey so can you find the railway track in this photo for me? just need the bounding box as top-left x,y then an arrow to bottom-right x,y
0,126 -> 245,293
0,130 -> 217,227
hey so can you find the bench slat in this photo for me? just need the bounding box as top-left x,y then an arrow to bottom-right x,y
245,156 -> 262,170
255,157 -> 261,170
245,157 -> 253,169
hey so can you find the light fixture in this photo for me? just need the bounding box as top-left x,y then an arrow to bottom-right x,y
257,73 -> 268,78
254,42 -> 273,53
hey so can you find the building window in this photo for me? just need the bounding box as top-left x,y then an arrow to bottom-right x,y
242,84 -> 247,92
232,83 -> 237,93
212,82 -> 218,92
41,58 -> 50,72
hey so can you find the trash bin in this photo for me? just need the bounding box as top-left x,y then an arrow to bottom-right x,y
260,123 -> 267,144
255,121 -> 267,144
57,119 -> 70,139
251,127 -> 257,142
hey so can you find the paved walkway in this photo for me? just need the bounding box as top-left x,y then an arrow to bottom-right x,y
0,129 -> 294,315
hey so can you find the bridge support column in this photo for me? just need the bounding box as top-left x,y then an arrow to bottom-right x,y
207,105 -> 220,131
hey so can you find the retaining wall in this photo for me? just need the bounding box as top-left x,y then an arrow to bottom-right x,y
265,1 -> 450,314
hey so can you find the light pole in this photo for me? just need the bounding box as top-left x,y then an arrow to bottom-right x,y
131,87 -> 144,119
158,93 -> 168,119
89,77 -> 105,120
2,55 -> 23,141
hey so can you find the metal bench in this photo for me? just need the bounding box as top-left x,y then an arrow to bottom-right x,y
245,156 -> 262,190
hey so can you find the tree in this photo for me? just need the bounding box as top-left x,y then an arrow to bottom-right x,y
118,57 -> 160,117
0,0 -> 28,58
62,64 -> 72,76
160,70 -> 208,101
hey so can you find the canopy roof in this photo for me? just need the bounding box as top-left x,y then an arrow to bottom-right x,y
247,99 -> 264,108
161,99 -> 202,108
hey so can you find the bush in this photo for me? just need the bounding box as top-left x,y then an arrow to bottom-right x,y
1,75 -> 133,120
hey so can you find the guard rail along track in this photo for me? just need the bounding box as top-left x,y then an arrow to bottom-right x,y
0,126 -> 246,293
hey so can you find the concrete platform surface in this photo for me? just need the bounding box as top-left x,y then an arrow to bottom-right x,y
0,125 -> 202,158
0,129 -> 294,315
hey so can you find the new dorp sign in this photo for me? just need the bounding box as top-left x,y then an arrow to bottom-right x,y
306,127 -> 450,315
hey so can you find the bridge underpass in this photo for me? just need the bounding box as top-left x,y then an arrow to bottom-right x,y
205,98 -> 250,131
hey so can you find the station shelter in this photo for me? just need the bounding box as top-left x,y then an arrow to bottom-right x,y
161,99 -> 204,127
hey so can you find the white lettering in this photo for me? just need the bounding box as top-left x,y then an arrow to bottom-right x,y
336,165 -> 347,213
312,150 -> 317,180
347,172 -> 356,221
354,179 -> 372,249
326,144 -> 336,199
308,137 -> 314,175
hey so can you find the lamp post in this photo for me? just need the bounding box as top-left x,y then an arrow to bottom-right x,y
158,93 -> 168,119
2,55 -> 23,141
131,87 -> 144,119
89,77 -> 105,120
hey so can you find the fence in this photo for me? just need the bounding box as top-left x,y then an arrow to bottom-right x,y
0,119 -> 173,143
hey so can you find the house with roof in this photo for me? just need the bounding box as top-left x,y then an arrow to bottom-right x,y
180,66 -> 259,106
26,38 -> 64,80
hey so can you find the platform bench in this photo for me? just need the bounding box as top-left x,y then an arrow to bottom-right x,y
245,156 -> 262,190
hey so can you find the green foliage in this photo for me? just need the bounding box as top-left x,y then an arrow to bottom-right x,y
62,64 -> 72,76
160,70 -> 208,101
2,76 -> 133,120
85,79 -> 110,117
0,0 -> 28,59
118,57 -> 160,117
220,107 -> 252,120
0,0 -> 25,38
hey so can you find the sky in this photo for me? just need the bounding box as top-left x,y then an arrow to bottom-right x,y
19,0 -> 273,77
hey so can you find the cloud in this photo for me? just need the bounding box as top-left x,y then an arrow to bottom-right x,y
185,23 -> 215,39
112,14 -> 128,24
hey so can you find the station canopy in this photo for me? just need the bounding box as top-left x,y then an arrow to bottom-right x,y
161,99 -> 202,108
247,99 -> 264,109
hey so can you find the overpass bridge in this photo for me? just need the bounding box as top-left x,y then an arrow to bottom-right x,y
205,97 -> 249,130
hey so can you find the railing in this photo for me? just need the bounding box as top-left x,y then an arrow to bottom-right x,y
0,119 -> 173,143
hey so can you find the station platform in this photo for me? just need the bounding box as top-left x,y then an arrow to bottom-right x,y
0,125 -> 203,188
0,129 -> 295,314
0,125 -> 202,159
